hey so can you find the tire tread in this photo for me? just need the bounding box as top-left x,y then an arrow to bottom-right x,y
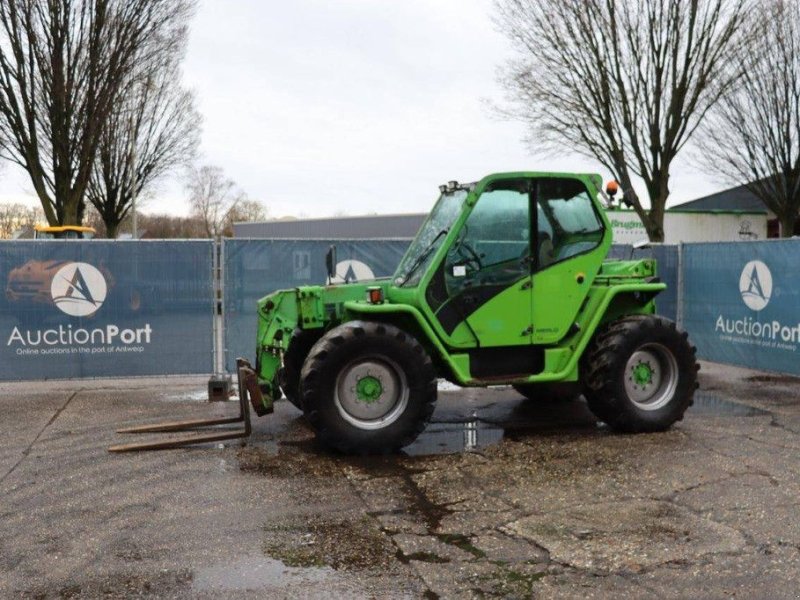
583,315 -> 698,432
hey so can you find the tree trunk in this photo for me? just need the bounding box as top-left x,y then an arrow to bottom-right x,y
779,213 -> 796,238
61,201 -> 80,226
106,221 -> 119,239
644,207 -> 665,242
640,177 -> 668,243
618,171 -> 665,242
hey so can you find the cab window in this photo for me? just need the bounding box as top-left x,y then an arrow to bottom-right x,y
537,178 -> 603,268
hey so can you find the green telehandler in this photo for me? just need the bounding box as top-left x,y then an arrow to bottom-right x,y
240,171 -> 697,454
109,172 -> 698,454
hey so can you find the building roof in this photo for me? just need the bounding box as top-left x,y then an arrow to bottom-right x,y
670,183 -> 768,213
233,213 -> 427,239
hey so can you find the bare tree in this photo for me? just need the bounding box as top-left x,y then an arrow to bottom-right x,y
85,204 -> 208,238
697,0 -> 800,237
185,165 -> 246,238
0,0 -> 192,227
228,198 -> 268,224
137,212 -> 204,238
495,0 -> 754,241
88,1 -> 199,238
0,202 -> 42,238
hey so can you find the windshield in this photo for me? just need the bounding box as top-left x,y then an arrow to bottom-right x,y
394,190 -> 466,287
35,230 -> 94,240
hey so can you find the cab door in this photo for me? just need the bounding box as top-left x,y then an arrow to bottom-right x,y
531,177 -> 609,344
425,179 -> 535,375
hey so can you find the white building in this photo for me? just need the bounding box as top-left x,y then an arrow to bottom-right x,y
607,209 -> 767,244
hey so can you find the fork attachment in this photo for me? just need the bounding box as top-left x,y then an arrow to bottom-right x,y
108,358 -> 264,452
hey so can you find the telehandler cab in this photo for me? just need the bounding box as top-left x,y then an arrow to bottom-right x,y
241,172 -> 697,454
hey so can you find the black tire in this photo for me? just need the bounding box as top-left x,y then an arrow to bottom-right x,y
513,382 -> 582,403
583,315 -> 698,432
299,321 -> 437,454
279,328 -> 323,410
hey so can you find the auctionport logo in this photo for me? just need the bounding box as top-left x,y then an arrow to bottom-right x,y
715,258 -> 799,350
331,260 -> 375,284
739,260 -> 772,311
51,262 -> 107,317
6,260 -> 153,356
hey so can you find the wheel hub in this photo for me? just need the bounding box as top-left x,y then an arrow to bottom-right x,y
356,375 -> 383,403
334,357 -> 409,429
632,361 -> 654,387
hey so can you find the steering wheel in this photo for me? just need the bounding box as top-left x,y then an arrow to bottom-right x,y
456,240 -> 483,271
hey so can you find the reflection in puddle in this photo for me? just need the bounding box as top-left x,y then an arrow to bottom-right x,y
404,420 -> 505,456
193,556 -> 332,592
402,391 -> 769,456
162,389 -> 212,403
691,392 -> 769,417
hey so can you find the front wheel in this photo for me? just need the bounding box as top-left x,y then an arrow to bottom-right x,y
299,321 -> 437,454
583,316 -> 698,432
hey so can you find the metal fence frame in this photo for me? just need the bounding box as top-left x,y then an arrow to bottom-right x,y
219,237 -> 228,376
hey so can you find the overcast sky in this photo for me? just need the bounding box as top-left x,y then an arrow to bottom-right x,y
0,0 -> 725,219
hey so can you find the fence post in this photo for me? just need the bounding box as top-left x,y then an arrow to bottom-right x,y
676,242 -> 684,330
206,238 -> 232,400
219,237 -> 227,375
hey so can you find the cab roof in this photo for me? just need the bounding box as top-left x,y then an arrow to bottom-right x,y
34,225 -> 96,233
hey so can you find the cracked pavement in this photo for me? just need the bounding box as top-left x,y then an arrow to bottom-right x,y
1,361 -> 800,598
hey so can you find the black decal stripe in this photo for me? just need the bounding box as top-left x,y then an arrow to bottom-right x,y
435,278 -> 527,336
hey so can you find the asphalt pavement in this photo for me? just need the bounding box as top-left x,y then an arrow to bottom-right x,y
1,362 -> 800,599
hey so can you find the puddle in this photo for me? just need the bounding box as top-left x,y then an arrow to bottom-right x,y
437,379 -> 511,392
437,380 -> 463,393
404,420 -> 505,456
161,390 -> 241,403
192,555 -> 332,592
691,392 -> 770,417
162,389 -> 214,402
403,391 -> 770,457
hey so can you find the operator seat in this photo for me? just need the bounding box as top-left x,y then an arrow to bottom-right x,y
538,232 -> 555,268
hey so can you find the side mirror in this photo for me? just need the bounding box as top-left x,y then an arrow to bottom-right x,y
325,245 -> 337,283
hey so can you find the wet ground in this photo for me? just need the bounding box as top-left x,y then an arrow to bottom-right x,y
2,362 -> 800,598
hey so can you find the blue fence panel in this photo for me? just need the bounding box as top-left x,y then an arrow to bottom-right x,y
0,240 -> 214,380
223,239 -> 410,371
606,244 -> 633,259
682,240 -> 800,375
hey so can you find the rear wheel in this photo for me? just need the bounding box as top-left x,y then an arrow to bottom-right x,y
583,315 -> 698,432
279,329 -> 322,410
299,321 -> 437,454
